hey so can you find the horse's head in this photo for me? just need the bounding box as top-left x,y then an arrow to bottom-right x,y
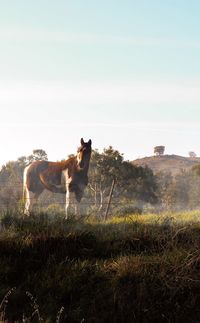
77,138 -> 92,170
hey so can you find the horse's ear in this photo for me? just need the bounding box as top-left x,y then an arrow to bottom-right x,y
88,139 -> 92,146
80,138 -> 84,145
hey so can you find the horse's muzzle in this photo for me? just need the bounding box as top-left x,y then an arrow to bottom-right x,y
79,161 -> 85,169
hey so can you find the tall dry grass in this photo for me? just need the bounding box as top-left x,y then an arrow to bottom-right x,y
0,210 -> 200,322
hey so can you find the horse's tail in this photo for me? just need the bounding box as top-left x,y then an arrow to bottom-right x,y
39,175 -> 65,193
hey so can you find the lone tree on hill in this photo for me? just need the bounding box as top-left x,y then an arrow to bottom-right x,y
189,151 -> 197,158
154,146 -> 165,156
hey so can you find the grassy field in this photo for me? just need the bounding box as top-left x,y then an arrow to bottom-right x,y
1,210 -> 200,322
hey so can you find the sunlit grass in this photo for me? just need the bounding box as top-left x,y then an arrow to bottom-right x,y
1,209 -> 200,321
109,209 -> 200,226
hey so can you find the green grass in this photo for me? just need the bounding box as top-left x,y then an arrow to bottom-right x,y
110,209 -> 200,225
0,211 -> 200,322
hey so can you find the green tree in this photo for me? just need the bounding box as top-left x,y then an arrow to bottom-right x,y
156,171 -> 174,211
28,149 -> 48,162
87,147 -> 157,216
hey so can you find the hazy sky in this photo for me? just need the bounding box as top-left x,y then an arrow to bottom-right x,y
1,0 -> 200,166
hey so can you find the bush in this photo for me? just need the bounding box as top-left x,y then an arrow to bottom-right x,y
115,205 -> 142,216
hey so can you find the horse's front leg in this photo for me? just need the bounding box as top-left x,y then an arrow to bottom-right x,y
65,188 -> 71,219
65,188 -> 76,219
74,189 -> 84,218
74,201 -> 81,218
65,192 -> 82,219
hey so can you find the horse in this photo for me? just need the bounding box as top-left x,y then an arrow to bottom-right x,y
23,138 -> 92,218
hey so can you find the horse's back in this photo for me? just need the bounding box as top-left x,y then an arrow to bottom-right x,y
24,160 -> 67,193
24,160 -> 50,178
24,161 -> 50,193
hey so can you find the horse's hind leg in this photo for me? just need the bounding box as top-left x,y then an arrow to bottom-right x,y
24,188 -> 42,215
24,186 -> 31,216
32,191 -> 43,213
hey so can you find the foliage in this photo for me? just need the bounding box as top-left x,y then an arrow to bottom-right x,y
154,145 -> 165,156
189,151 -> 197,158
28,149 -> 48,162
87,147 -> 157,216
192,163 -> 200,176
155,166 -> 200,211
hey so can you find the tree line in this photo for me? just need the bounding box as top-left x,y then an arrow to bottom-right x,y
0,147 -> 200,215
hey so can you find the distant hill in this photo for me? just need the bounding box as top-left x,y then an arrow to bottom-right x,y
132,155 -> 200,175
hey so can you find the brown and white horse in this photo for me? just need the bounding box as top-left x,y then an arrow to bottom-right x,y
23,138 -> 92,217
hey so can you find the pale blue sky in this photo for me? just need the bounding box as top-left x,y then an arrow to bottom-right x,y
0,1 -> 200,165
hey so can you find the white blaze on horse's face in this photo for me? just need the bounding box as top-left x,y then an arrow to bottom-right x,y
77,148 -> 84,169
77,138 -> 92,170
